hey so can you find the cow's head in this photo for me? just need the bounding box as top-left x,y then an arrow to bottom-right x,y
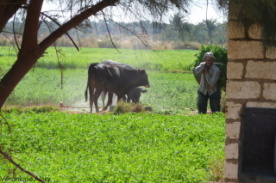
137,70 -> 150,88
127,87 -> 148,103
140,89 -> 147,93
133,88 -> 147,103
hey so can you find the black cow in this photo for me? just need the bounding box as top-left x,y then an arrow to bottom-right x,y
85,62 -> 150,113
100,60 -> 136,108
101,87 -> 148,107
126,87 -> 147,103
102,60 -> 134,69
100,60 -> 148,107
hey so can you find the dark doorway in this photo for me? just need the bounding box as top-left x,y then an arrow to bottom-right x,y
239,107 -> 276,183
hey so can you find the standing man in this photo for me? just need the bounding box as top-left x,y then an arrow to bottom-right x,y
194,52 -> 221,114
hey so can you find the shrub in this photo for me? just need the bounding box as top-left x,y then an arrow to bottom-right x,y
192,45 -> 228,91
113,102 -> 131,114
113,102 -> 146,114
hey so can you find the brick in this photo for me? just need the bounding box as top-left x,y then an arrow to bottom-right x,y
225,162 -> 239,180
246,102 -> 276,108
228,40 -> 264,60
227,62 -> 244,79
225,102 -> 243,120
228,21 -> 245,39
246,61 -> 276,80
226,81 -> 261,99
248,24 -> 263,39
228,1 -> 242,20
225,143 -> 239,159
263,83 -> 276,100
226,122 -> 241,139
266,46 -> 276,59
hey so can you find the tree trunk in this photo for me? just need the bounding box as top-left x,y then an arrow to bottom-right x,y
0,0 -> 43,109
0,54 -> 42,109
0,0 -> 25,31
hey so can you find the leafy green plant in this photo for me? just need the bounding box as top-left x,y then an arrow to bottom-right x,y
193,45 -> 228,91
207,149 -> 225,181
0,111 -> 225,182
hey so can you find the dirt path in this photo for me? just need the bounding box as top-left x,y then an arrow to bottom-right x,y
60,101 -> 111,114
60,102 -> 212,115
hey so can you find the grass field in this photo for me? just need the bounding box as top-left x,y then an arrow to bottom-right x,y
4,69 -> 198,113
0,46 -> 225,182
1,46 -> 200,112
1,111 -> 225,183
0,46 -> 198,71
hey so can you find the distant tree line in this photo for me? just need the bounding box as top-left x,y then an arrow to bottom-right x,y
1,13 -> 227,49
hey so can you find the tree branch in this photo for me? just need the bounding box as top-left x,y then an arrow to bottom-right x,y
41,12 -> 79,51
0,0 -> 26,31
39,0 -> 119,51
20,0 -> 43,55
12,14 -> 20,50
112,20 -> 151,49
0,149 -> 45,183
102,11 -> 121,53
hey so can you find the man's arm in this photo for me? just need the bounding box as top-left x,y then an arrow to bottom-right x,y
205,68 -> 220,87
194,62 -> 206,75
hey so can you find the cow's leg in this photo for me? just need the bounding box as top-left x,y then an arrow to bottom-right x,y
117,95 -> 124,103
126,95 -> 130,103
112,94 -> 118,105
87,77 -> 96,113
102,91 -> 113,111
88,86 -> 94,113
101,91 -> 106,107
93,89 -> 102,113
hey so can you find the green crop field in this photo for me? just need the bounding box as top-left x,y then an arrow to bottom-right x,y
4,69 -> 198,113
0,46 -> 225,183
1,111 -> 225,183
1,46 -> 200,112
0,46 -> 197,71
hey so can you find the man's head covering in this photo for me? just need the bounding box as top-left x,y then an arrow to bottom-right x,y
203,52 -> 216,60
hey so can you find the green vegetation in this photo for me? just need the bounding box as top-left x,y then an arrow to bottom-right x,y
1,46 -> 199,112
1,111 -> 225,182
144,72 -> 198,113
0,46 -> 197,71
38,47 -> 197,71
4,69 -> 198,113
0,46 -> 226,182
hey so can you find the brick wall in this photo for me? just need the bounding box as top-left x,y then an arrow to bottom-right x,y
224,2 -> 276,182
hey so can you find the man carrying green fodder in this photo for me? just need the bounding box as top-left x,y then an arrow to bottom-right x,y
194,52 -> 221,114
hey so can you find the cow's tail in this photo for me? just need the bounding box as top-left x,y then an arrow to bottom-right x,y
85,83 -> 89,102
